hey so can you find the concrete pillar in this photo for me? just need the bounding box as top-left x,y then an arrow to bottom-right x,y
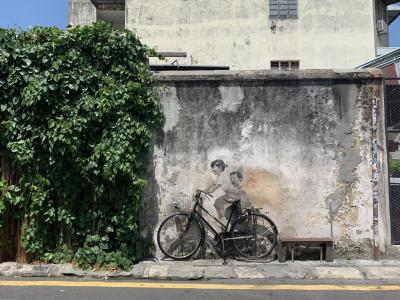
68,0 -> 96,26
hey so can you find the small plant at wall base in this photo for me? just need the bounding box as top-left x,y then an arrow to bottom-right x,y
0,22 -> 164,270
389,159 -> 400,177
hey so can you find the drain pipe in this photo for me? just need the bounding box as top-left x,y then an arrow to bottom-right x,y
371,97 -> 380,260
329,199 -> 334,240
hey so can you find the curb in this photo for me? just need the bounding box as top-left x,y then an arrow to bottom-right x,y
2,260 -> 400,281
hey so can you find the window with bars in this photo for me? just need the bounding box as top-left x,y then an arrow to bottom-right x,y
271,61 -> 300,70
269,0 -> 298,19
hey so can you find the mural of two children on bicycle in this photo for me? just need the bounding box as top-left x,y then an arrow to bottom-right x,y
203,159 -> 251,224
156,158 -> 279,260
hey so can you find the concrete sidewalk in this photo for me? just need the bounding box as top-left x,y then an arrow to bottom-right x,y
1,259 -> 400,280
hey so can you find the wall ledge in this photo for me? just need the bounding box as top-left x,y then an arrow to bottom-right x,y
152,69 -> 383,82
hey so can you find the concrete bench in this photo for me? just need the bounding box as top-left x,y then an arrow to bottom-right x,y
278,237 -> 334,262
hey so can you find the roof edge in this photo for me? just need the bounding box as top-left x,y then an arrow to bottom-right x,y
357,49 -> 400,69
153,69 -> 383,82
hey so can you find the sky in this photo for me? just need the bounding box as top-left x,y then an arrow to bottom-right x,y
0,0 -> 399,46
0,0 -> 68,29
390,17 -> 400,47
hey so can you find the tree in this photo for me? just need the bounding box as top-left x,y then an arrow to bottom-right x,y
0,22 -> 164,270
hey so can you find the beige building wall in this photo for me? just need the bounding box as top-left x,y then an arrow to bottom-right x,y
125,0 -> 377,69
69,1 -> 386,70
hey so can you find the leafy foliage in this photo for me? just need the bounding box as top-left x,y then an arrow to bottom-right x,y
0,22 -> 164,269
389,159 -> 400,176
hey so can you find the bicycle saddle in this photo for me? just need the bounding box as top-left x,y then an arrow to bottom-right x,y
224,198 -> 240,204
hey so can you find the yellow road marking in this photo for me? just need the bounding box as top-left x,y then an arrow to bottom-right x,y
0,281 -> 400,291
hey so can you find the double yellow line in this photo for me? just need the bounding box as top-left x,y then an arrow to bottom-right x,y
1,281 -> 400,291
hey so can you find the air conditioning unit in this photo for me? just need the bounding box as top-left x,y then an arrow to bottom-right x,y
376,20 -> 388,33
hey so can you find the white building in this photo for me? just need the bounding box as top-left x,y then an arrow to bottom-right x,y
69,0 -> 400,69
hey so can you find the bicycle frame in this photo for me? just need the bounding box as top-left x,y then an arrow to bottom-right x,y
158,192 -> 279,261
189,196 -> 238,237
190,198 -> 276,242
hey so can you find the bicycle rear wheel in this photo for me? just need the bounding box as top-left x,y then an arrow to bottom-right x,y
230,213 -> 278,258
157,213 -> 204,260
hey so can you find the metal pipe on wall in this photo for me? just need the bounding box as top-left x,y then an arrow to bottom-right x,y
372,97 -> 380,260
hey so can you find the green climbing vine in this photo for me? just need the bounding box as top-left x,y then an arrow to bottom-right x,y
0,22 -> 164,270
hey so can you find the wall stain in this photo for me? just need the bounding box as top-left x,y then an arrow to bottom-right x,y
241,168 -> 283,209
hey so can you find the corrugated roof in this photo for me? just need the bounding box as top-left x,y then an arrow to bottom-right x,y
357,48 -> 400,69
384,1 -> 400,5
388,4 -> 400,24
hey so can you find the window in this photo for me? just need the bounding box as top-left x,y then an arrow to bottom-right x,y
271,61 -> 300,70
97,10 -> 125,29
269,0 -> 298,19
94,1 -> 126,29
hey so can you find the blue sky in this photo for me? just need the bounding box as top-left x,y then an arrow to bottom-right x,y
390,17 -> 400,47
0,0 -> 68,29
0,0 -> 399,46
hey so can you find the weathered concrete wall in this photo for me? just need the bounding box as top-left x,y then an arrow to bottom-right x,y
126,0 -> 377,69
145,69 -> 389,259
68,0 -> 96,26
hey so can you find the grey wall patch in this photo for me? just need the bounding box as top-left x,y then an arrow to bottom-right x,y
333,83 -> 362,183
217,84 -> 244,112
160,86 -> 181,132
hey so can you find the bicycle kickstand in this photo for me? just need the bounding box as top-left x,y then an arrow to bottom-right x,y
221,238 -> 228,265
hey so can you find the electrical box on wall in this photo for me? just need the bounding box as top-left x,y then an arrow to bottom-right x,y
376,19 -> 388,34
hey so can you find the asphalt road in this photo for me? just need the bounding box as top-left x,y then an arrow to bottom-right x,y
1,278 -> 400,300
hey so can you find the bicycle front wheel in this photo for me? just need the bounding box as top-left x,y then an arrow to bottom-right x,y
157,213 -> 204,260
230,213 -> 278,258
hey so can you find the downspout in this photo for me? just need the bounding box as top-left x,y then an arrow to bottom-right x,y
372,97 -> 380,260
372,0 -> 378,58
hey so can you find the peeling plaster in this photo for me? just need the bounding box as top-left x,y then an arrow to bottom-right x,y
216,84 -> 244,112
159,86 -> 181,132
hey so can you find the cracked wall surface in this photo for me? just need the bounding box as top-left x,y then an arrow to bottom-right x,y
144,70 -> 387,259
